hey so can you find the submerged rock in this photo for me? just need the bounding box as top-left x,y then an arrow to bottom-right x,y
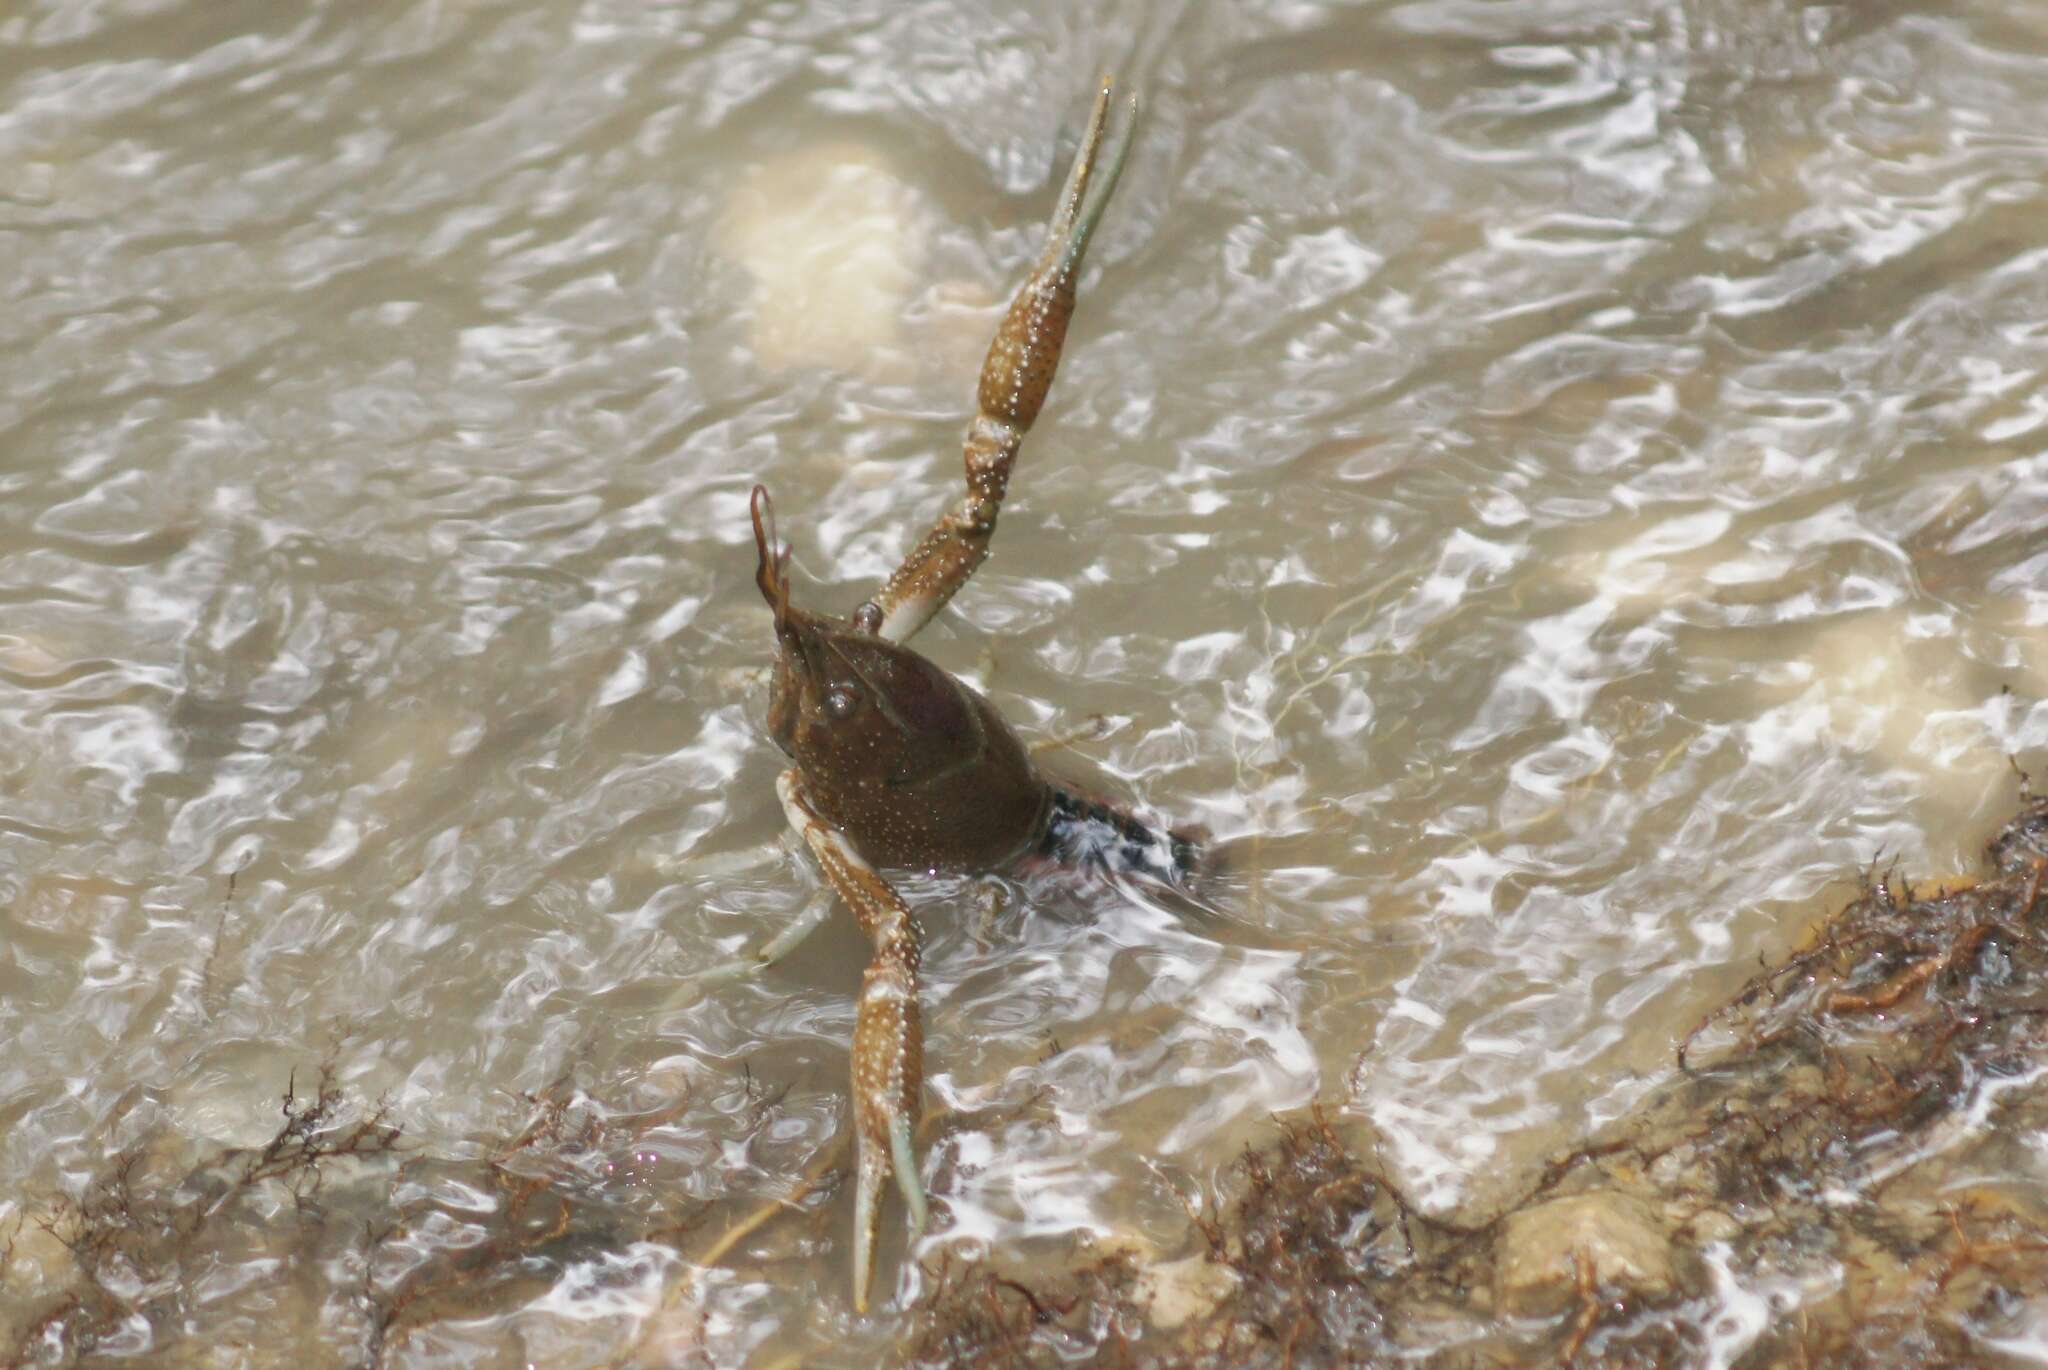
1138,1253 -> 1242,1332
712,143 -> 928,379
1494,1191 -> 1676,1315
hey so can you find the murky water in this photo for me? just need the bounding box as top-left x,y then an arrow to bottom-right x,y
4,0 -> 2047,1363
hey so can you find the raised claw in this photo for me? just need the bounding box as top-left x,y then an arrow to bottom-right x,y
868,76 -> 1138,644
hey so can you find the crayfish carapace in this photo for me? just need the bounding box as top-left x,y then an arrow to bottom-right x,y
747,77 -> 1193,1311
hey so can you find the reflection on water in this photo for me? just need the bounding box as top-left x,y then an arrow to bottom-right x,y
3,0 -> 2047,1361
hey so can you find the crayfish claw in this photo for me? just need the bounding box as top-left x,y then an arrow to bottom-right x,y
868,78 -> 1138,644
777,770 -> 930,1312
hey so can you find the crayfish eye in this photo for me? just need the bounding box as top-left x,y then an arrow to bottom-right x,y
823,685 -> 861,720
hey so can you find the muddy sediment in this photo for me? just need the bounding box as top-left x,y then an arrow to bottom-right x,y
7,791 -> 2046,1367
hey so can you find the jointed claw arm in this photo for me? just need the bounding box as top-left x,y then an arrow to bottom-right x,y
775,770 -> 928,1314
865,75 -> 1138,644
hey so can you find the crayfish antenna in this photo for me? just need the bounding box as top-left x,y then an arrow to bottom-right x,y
750,484 -> 794,628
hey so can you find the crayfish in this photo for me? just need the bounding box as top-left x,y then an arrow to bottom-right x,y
745,78 -> 1194,1310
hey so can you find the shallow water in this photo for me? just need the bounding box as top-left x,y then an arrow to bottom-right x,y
2,0 -> 2046,1363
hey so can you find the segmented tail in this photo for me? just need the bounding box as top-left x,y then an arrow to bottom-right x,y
1033,787 -> 1201,888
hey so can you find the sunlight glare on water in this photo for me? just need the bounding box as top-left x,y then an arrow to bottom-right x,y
3,0 -> 2047,1362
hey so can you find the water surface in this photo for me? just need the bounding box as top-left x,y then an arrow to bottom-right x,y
3,0 -> 2047,1363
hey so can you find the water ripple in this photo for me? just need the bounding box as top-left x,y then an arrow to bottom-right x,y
5,0 -> 2048,1360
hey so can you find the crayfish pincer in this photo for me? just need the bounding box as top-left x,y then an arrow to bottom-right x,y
746,77 -> 1191,1312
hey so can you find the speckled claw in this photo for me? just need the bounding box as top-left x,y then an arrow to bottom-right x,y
776,770 -> 927,1312
868,75 -> 1139,645
851,961 -> 928,1313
